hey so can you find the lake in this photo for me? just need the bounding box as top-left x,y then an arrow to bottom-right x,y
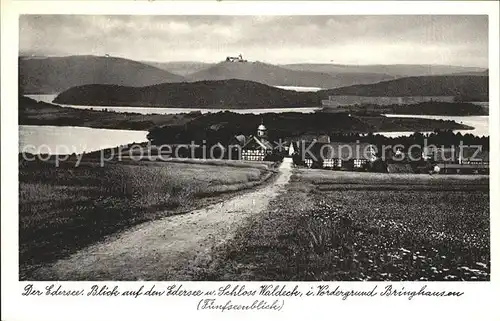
382,114 -> 489,137
19,125 -> 148,155
25,94 -> 321,115
24,95 -> 489,140
274,85 -> 323,92
470,102 -> 489,108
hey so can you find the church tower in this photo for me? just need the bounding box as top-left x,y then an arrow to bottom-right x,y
257,122 -> 268,139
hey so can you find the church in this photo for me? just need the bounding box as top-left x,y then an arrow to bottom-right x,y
239,123 -> 274,161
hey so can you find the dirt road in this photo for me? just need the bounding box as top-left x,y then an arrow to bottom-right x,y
34,158 -> 293,280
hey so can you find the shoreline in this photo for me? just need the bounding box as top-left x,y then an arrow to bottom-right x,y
27,92 -> 488,115
20,96 -> 476,133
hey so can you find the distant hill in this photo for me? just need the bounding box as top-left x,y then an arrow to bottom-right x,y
319,75 -> 489,101
187,61 -> 395,88
53,79 -> 321,108
142,61 -> 215,76
282,63 -> 487,77
19,55 -> 186,94
53,75 -> 488,109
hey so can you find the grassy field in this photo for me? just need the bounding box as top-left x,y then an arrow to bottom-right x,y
198,170 -> 489,281
19,158 -> 275,280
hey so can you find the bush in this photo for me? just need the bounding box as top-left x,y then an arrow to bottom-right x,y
368,159 -> 388,173
264,153 -> 284,162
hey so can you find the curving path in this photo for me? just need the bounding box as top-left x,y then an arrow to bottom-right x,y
34,158 -> 293,280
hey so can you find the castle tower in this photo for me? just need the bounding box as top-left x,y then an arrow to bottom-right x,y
257,122 -> 268,139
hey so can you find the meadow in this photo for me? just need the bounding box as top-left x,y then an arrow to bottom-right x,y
19,158 -> 275,280
199,170 -> 490,281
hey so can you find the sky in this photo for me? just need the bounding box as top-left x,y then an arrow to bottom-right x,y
19,15 -> 488,67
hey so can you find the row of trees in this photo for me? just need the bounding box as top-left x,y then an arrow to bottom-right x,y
328,130 -> 489,151
319,102 -> 488,116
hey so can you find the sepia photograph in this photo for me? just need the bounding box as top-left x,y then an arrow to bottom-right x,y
17,13 -> 490,283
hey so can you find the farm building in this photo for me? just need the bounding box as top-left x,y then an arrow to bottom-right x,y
239,123 -> 274,161
292,141 -> 377,170
423,146 -> 489,174
460,146 -> 490,165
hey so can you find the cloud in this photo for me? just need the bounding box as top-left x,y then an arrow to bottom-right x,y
19,15 -> 488,66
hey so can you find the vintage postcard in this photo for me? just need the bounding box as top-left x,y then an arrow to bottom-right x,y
1,1 -> 499,320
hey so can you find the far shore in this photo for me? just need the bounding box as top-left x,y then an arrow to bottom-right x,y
19,96 -> 198,131
19,96 -> 475,134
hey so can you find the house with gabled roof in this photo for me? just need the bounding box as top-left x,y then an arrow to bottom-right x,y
293,140 -> 377,170
459,146 -> 489,165
239,123 -> 274,161
422,145 -> 489,174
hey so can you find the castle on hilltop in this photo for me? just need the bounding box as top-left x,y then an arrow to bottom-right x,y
226,54 -> 247,63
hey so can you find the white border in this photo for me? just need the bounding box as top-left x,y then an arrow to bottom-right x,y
2,1 -> 499,320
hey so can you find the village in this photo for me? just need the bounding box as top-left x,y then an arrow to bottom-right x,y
118,121 -> 489,175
